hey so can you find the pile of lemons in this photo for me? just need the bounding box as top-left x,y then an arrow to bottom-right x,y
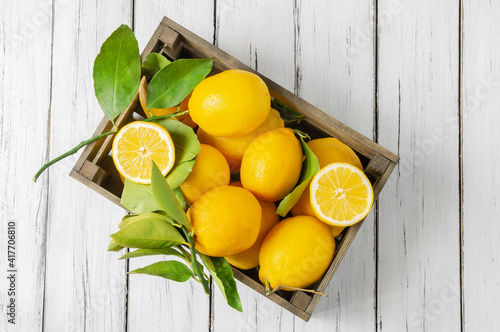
111,69 -> 374,291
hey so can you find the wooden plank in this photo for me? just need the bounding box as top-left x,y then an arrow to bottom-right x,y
462,1 -> 500,331
377,0 -> 461,330
42,1 -> 131,331
128,3 -> 214,332
0,2 -> 53,331
211,1 -> 298,330
293,0 -> 377,330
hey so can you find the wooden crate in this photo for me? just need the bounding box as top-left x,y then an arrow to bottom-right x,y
70,17 -> 399,321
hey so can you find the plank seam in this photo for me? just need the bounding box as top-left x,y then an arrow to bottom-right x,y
458,0 -> 464,331
374,0 -> 380,331
41,1 -> 56,331
126,4 -> 135,330
213,0 -> 217,46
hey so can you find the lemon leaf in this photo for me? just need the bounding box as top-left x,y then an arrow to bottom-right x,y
147,58 -> 213,110
107,239 -> 124,252
121,179 -> 187,214
118,212 -> 174,229
141,52 -> 171,82
110,217 -> 184,249
166,160 -> 196,189
118,248 -> 184,260
128,261 -> 193,283
151,162 -> 191,229
121,180 -> 161,214
199,254 -> 242,312
154,118 -> 201,165
276,136 -> 320,216
93,25 -> 141,122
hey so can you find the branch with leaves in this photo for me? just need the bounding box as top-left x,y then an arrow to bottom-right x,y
34,24 -> 242,311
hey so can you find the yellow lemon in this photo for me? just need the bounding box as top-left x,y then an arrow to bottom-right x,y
240,128 -> 302,202
197,108 -> 284,172
259,215 -> 335,289
225,182 -> 280,270
188,186 -> 262,257
188,69 -> 271,137
180,144 -> 230,205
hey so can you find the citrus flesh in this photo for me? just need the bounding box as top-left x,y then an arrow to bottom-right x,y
259,215 -> 335,289
310,162 -> 374,227
188,186 -> 262,257
240,127 -> 303,202
111,121 -> 175,184
188,69 -> 271,137
197,108 -> 284,172
291,137 -> 363,221
180,144 -> 230,205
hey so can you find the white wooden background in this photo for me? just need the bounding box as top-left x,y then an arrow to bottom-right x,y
1,0 -> 499,331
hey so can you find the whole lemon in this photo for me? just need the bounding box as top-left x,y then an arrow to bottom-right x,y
180,144 -> 230,204
188,186 -> 262,257
291,137 -> 363,218
240,128 -> 303,202
188,69 -> 271,137
225,182 -> 280,270
197,108 -> 284,172
259,215 -> 335,289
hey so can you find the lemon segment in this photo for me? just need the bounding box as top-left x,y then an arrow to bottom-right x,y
112,121 -> 175,184
310,162 -> 374,227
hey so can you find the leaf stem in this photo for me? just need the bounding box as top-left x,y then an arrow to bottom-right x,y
292,129 -> 311,141
181,226 -> 210,294
33,129 -> 117,182
143,109 -> 189,122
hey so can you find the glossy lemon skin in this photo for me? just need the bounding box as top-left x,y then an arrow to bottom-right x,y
240,128 -> 303,202
189,70 -> 271,138
259,215 -> 335,289
225,182 -> 280,270
180,144 -> 230,204
188,186 -> 262,257
197,108 -> 284,172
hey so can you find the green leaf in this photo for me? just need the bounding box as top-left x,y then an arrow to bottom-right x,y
129,261 -> 193,282
118,214 -> 135,228
147,58 -> 214,110
154,119 -> 201,164
107,239 -> 124,252
141,52 -> 171,82
118,212 -> 176,228
174,187 -> 186,211
151,162 -> 191,229
121,180 -> 162,214
110,217 -> 185,249
93,25 -> 141,122
166,160 -> 196,189
276,136 -> 320,216
118,248 -> 184,260
154,119 -> 200,187
199,254 -> 242,312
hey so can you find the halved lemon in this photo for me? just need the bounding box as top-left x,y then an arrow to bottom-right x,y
310,162 -> 374,227
112,121 -> 175,184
